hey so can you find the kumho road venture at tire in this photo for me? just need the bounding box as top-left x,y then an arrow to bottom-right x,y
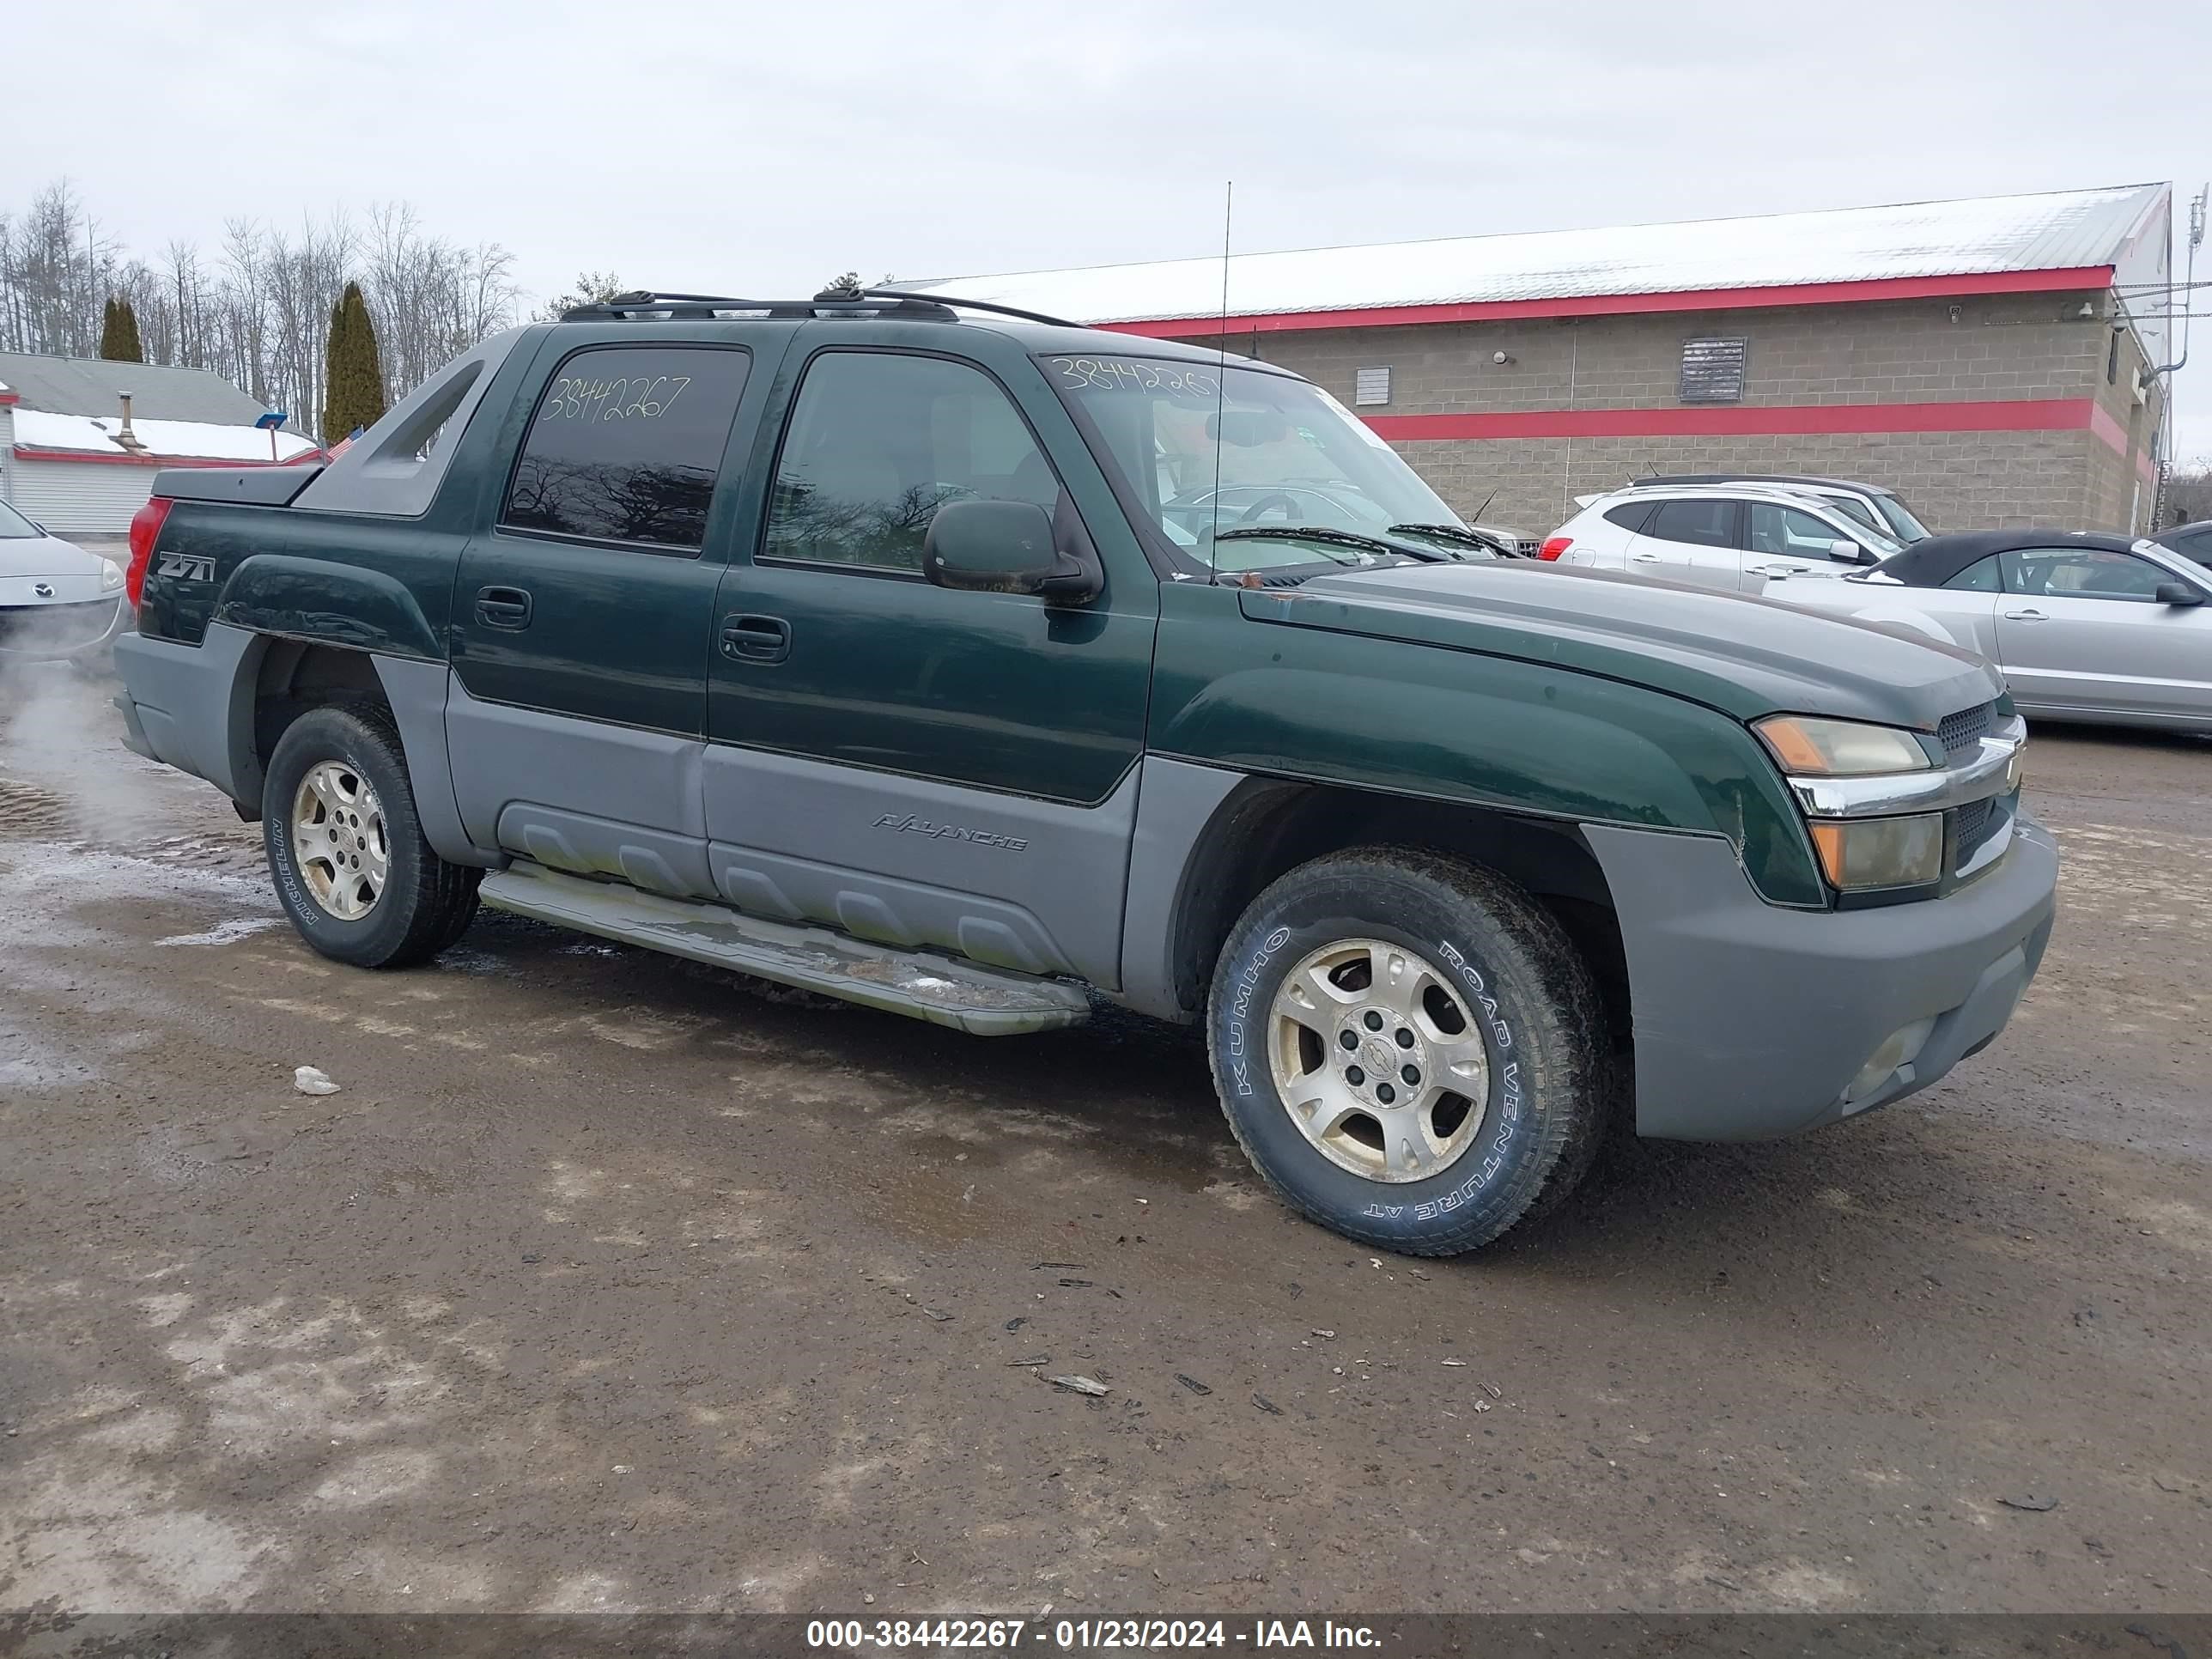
1206,848 -> 1608,1255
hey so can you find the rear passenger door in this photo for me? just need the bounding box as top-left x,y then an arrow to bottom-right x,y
702,337 -> 1159,988
447,340 -> 760,896
1625,498 -> 1742,591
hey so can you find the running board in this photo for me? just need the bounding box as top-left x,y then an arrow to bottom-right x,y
477,861 -> 1091,1036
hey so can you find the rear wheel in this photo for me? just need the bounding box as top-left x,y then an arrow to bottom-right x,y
263,705 -> 480,969
1206,848 -> 1607,1255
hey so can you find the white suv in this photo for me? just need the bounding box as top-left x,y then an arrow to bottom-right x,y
1538,484 -> 1903,593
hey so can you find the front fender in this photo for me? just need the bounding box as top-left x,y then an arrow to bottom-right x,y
1148,596 -> 1827,908
213,554 -> 441,659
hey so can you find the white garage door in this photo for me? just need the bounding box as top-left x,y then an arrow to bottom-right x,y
8,459 -> 157,537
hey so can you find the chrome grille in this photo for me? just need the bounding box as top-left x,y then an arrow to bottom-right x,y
1936,702 -> 1994,757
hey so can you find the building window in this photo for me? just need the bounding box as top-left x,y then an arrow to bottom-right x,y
2107,329 -> 2121,386
1678,337 -> 1747,404
1353,367 -> 1392,407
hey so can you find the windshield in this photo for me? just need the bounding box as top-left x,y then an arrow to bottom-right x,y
1874,493 -> 1930,543
0,498 -> 40,538
1039,352 -> 1475,574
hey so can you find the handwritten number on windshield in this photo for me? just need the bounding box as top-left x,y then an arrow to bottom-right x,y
1048,356 -> 1221,400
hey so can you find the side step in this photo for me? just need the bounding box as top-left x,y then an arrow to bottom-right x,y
477,861 -> 1092,1036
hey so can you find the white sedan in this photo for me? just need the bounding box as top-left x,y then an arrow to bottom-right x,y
0,498 -> 131,670
1771,528 -> 2212,733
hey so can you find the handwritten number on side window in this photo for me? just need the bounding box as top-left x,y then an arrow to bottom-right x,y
539,374 -> 696,422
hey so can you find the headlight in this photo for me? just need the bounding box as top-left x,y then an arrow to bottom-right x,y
1808,813 -> 1945,890
1756,715 -> 1932,776
99,557 -> 125,593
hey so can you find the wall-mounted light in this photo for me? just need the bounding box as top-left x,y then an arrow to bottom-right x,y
1492,350 -> 1514,366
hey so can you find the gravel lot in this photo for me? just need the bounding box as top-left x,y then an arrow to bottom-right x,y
1,668 -> 2206,1618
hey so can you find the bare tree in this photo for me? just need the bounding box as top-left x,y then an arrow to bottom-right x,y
0,179 -> 520,434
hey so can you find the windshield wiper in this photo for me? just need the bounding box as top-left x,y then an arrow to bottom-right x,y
1386,522 -> 1505,556
1212,525 -> 1450,562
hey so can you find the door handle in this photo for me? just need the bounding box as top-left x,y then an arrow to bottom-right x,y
1631,552 -> 1663,564
475,586 -> 532,629
2002,608 -> 2047,622
720,613 -> 791,664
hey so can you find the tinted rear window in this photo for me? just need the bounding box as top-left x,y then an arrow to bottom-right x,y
501,344 -> 750,550
1645,499 -> 1736,549
1602,501 -> 1656,533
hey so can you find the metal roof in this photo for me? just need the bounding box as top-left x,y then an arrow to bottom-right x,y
0,352 -> 281,425
912,185 -> 2170,327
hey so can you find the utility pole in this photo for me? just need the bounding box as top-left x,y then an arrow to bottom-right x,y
2146,184 -> 2206,530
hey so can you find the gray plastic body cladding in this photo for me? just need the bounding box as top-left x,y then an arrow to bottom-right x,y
1113,756 -> 1249,1021
702,747 -> 1139,988
1584,817 -> 2057,1141
444,680 -> 709,895
479,861 -> 1091,1036
112,623 -> 266,804
370,658 -> 496,867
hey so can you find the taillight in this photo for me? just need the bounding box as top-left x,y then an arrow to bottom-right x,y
125,495 -> 174,606
1536,536 -> 1573,562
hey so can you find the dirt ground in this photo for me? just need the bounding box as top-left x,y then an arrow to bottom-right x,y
1,667 -> 2206,1619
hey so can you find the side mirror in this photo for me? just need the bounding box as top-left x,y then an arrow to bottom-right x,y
923,498 -> 1103,605
2154,581 -> 2204,607
1827,538 -> 1868,564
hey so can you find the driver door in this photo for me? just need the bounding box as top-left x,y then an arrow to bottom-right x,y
702,337 -> 1159,988
1743,501 -> 1867,592
1994,546 -> 2212,719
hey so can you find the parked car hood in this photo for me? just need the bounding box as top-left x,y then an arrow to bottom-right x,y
0,532 -> 112,580
1243,562 -> 2002,728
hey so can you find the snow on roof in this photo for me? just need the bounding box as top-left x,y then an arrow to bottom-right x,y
12,406 -> 319,464
915,184 -> 2170,326
0,351 -> 281,424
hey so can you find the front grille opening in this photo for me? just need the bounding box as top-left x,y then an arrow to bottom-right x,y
1936,702 -> 1994,756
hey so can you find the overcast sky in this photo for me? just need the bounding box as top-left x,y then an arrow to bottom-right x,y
9,1 -> 2208,460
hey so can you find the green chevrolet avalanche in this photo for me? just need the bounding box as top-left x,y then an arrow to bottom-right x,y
112,289 -> 2057,1255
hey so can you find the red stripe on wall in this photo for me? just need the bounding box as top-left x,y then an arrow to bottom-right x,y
10,445 -> 319,469
1101,267 -> 2117,338
1362,398 -> 2099,442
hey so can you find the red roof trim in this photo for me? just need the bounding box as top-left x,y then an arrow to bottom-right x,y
1103,266 -> 2118,337
1362,398 -> 2099,442
10,445 -> 320,469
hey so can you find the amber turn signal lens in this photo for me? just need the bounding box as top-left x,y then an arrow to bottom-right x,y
1809,814 -> 1945,890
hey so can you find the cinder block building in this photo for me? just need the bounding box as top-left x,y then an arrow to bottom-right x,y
933,185 -> 2176,540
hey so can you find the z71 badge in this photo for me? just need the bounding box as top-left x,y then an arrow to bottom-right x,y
155,551 -> 216,582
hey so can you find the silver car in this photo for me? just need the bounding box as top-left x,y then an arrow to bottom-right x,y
0,497 -> 131,672
1773,528 -> 2212,732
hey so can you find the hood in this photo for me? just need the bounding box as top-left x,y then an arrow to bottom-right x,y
0,530 -> 112,581
1241,562 -> 2002,728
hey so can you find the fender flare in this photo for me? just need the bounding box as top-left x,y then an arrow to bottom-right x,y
211,554 -> 441,660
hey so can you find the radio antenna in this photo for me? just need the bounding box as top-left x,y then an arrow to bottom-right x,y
1207,180 -> 1233,585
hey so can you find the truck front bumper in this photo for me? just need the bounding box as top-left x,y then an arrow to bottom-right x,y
1583,814 -> 2057,1140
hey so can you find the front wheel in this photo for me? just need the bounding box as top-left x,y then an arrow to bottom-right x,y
1206,848 -> 1607,1255
263,705 -> 481,969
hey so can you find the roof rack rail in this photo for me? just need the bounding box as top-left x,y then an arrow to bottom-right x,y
559,289 -> 960,322
856,288 -> 1076,327
557,287 -> 1077,328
